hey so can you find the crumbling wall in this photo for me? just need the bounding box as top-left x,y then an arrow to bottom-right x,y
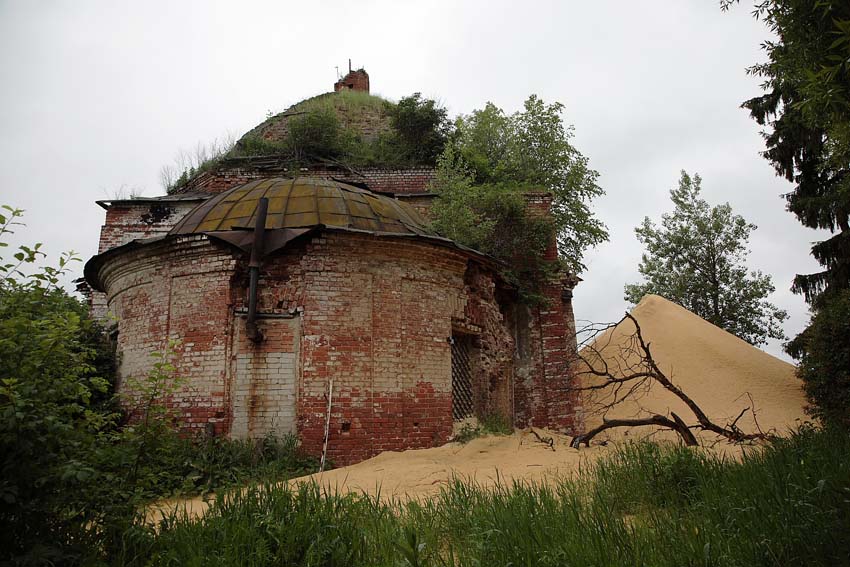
99,236 -> 237,435
88,200 -> 204,320
97,227 -> 578,465
510,193 -> 583,433
458,263 -> 516,423
334,69 -> 370,93
98,201 -> 200,252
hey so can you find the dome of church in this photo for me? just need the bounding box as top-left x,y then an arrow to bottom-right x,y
238,89 -> 392,150
169,177 -> 434,237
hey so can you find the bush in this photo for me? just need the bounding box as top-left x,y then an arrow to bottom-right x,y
788,290 -> 850,427
288,107 -> 346,159
0,206 -> 121,563
0,207 -> 320,564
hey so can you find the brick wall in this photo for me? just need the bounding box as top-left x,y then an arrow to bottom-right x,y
95,226 -> 579,465
100,236 -> 237,435
98,201 -> 200,253
86,200 -> 204,320
96,231 -> 519,464
334,69 -> 370,93
245,233 -> 472,465
179,167 -> 436,197
512,192 -> 583,432
231,317 -> 299,438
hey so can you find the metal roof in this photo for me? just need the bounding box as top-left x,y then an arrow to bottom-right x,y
169,177 -> 436,237
95,193 -> 210,210
85,177 -> 503,293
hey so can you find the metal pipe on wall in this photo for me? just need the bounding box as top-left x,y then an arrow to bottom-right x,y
246,197 -> 269,342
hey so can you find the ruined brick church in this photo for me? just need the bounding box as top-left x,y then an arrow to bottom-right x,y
83,69 -> 582,464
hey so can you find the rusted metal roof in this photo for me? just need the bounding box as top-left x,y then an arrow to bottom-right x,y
169,177 -> 436,237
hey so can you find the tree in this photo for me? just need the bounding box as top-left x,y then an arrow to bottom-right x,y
386,92 -> 452,165
624,171 -> 788,346
725,0 -> 850,305
723,0 -> 850,421
431,95 -> 608,279
0,206 -> 121,562
786,290 -> 850,427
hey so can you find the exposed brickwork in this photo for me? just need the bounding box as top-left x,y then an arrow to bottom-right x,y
95,229 -> 530,465
91,183 -> 582,465
98,201 -> 199,253
178,166 -> 436,197
87,200 -> 202,321
100,236 -> 237,436
512,193 -> 583,432
252,233 -> 471,465
334,69 -> 370,93
231,317 -> 299,438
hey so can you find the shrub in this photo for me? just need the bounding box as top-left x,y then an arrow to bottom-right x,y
787,289 -> 850,427
0,206 -> 120,564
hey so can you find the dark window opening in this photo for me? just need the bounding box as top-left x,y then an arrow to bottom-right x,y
451,334 -> 475,421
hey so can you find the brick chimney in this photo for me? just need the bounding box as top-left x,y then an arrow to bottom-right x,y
334,66 -> 370,93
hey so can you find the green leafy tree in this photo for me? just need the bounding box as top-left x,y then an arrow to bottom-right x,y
723,0 -> 850,420
0,206 -> 121,563
787,290 -> 850,426
386,92 -> 452,165
624,171 -> 788,346
725,0 -> 850,304
431,95 -> 607,282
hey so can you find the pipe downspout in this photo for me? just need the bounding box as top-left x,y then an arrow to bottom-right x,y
246,197 -> 269,343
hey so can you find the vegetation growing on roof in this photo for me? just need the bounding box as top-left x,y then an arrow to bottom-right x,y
163,91 -> 452,193
430,95 -> 608,301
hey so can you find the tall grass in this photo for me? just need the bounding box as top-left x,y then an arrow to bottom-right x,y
112,426 -> 850,566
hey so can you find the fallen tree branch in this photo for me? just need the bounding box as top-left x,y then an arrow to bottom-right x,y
570,412 -> 698,448
529,428 -> 555,450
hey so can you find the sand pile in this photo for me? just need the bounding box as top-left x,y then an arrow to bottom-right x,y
153,295 -> 808,515
149,430 -> 610,519
577,294 -> 808,441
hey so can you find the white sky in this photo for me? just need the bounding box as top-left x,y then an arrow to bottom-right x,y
0,1 -> 825,361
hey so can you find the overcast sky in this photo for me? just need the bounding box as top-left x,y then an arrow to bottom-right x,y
0,1 -> 826,361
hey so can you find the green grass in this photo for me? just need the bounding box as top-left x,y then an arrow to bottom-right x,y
106,425 -> 850,566
288,89 -> 392,116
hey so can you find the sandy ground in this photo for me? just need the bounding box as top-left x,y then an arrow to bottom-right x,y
151,294 -> 809,520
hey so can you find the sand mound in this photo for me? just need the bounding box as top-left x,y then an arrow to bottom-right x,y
577,294 -> 808,440
149,430 -> 614,519
295,429 -> 608,501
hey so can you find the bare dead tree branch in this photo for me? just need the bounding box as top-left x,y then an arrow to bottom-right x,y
572,312 -> 772,447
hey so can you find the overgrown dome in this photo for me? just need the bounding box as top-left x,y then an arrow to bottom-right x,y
237,90 -> 392,150
170,177 -> 434,237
